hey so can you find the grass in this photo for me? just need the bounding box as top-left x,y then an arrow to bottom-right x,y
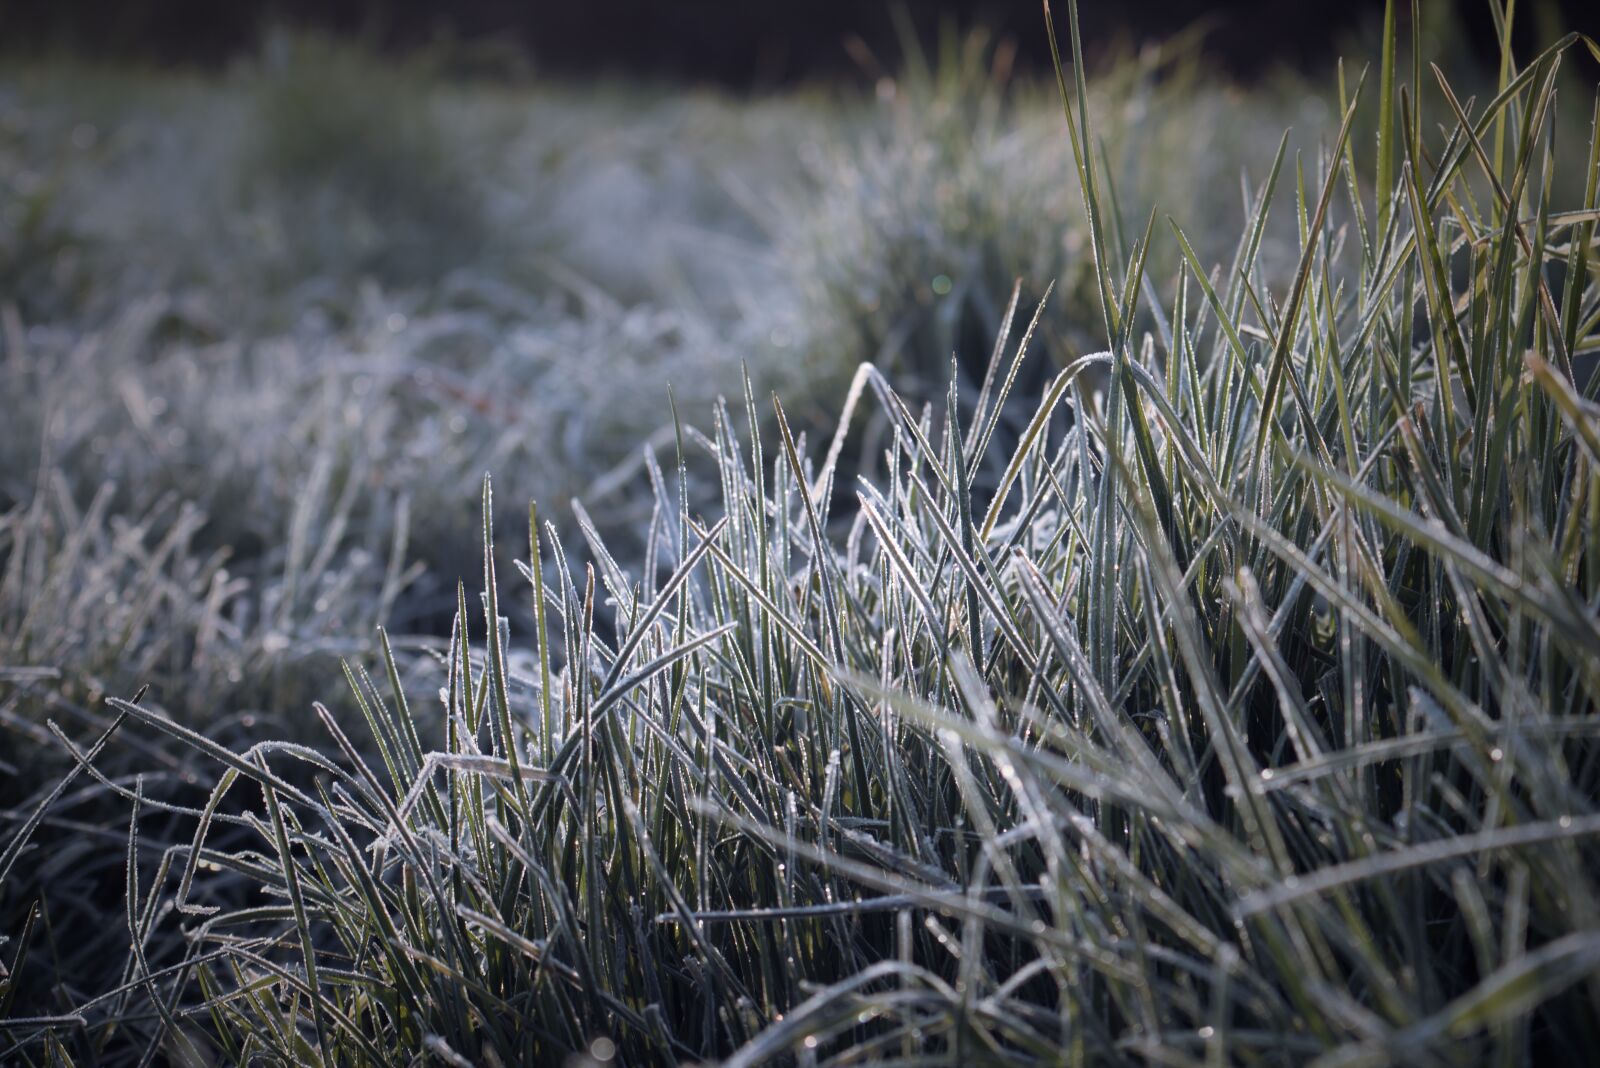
774,22 -> 1330,438
241,32 -> 491,288
4,1 -> 1600,1064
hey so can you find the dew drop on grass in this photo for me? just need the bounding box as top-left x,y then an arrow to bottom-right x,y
1198,1026 -> 1215,1039
803,1036 -> 819,1050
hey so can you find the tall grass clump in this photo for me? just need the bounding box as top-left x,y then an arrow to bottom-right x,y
239,31 -> 490,288
776,21 -> 1332,440
0,92 -> 96,321
6,2 -> 1600,1064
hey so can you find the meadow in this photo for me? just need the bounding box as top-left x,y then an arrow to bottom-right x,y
3,3 -> 1600,1064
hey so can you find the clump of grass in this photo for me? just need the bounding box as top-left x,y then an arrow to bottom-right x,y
0,93 -> 96,321
775,21 -> 1328,440
7,3 -> 1600,1065
781,27 -> 1095,389
238,31 -> 490,288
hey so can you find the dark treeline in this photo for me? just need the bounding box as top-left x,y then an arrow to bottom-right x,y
4,0 -> 1595,85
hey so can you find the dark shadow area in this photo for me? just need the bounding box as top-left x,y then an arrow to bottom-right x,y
4,0 -> 1597,85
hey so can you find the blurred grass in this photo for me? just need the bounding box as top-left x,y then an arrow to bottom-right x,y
243,33 -> 490,287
